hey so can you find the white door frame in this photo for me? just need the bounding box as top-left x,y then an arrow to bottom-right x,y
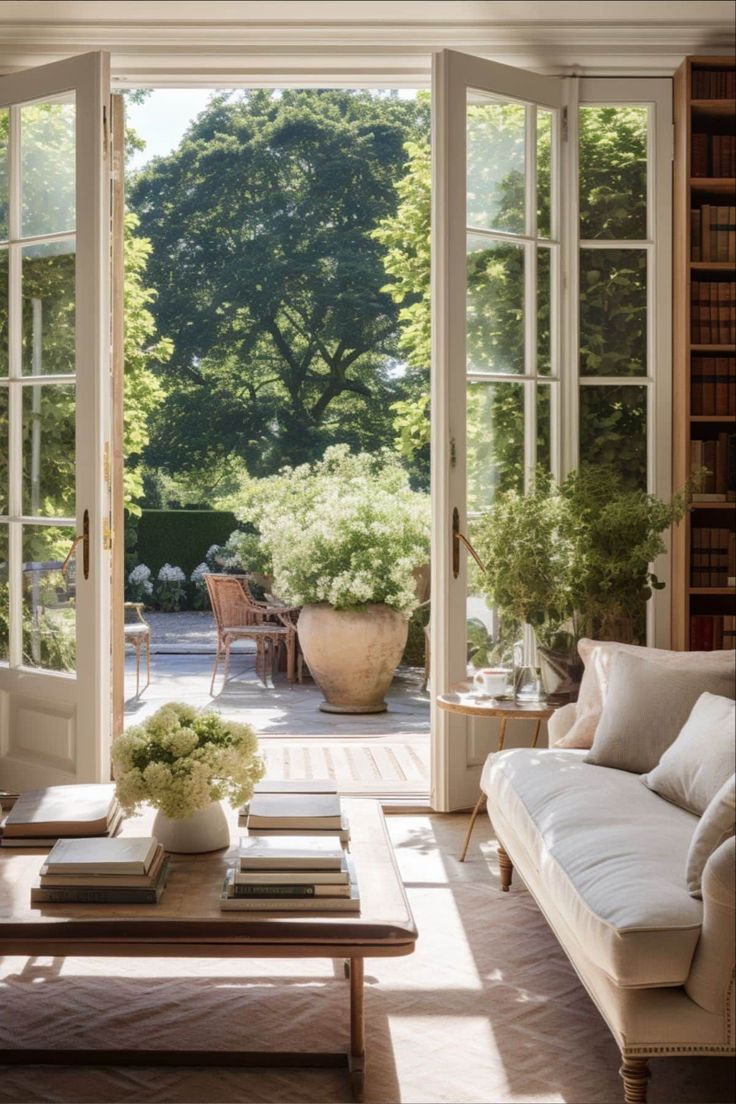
0,52 -> 111,788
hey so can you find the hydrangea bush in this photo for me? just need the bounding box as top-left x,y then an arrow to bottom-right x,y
156,563 -> 187,611
234,446 -> 430,615
113,703 -> 265,820
206,531 -> 271,577
190,562 -> 211,609
128,563 -> 153,603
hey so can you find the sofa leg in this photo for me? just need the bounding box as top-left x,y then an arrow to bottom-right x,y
497,845 -> 513,891
619,1056 -> 650,1103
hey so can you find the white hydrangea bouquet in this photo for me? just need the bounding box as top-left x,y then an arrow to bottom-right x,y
113,703 -> 265,820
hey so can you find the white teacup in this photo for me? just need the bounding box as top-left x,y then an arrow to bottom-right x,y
473,667 -> 511,698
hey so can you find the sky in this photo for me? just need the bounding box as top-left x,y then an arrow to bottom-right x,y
125,88 -> 421,172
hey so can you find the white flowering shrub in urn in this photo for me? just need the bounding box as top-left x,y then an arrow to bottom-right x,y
234,446 -> 430,713
113,703 -> 264,852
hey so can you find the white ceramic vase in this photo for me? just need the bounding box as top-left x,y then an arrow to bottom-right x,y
152,800 -> 230,854
297,602 -> 409,714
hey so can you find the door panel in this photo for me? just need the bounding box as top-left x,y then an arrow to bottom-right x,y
431,51 -> 562,811
0,53 -> 111,789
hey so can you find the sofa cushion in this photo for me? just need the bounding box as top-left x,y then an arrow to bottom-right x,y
554,638 -> 735,750
482,748 -> 703,987
644,693 -> 736,815
584,651 -> 735,774
686,774 -> 736,898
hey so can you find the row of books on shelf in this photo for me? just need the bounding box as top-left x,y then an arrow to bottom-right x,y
689,435 -> 736,499
690,205 -> 736,262
690,527 -> 736,587
692,134 -> 736,179
691,357 -> 736,415
691,68 -> 736,99
690,283 -> 736,345
691,614 -> 736,651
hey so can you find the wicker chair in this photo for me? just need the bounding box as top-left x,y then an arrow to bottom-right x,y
124,602 -> 151,697
205,574 -> 296,693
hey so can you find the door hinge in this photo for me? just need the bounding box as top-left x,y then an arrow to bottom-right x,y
103,441 -> 111,486
561,106 -> 569,143
103,516 -> 113,551
450,437 -> 457,468
102,104 -> 108,160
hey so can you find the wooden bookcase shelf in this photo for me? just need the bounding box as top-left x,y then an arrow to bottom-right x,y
672,56 -> 736,651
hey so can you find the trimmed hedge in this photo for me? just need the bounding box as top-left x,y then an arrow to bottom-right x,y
134,510 -> 238,576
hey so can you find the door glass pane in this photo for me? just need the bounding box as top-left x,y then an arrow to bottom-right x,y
0,387 -> 7,514
537,383 -> 552,475
22,384 -> 75,517
22,524 -> 76,671
467,380 -> 524,512
0,524 -> 7,662
579,385 -> 647,489
537,246 -> 552,375
21,96 -> 76,239
0,108 -> 8,241
0,247 -> 7,376
579,106 -> 648,240
22,238 -> 75,376
537,109 -> 553,239
467,235 -> 525,375
467,93 -> 526,235
579,249 -> 647,377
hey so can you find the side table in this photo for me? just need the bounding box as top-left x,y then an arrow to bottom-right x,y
436,686 -> 556,862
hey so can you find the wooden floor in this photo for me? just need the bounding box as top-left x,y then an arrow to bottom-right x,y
259,736 -> 429,797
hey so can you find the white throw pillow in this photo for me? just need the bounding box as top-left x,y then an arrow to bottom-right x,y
584,650 -> 735,775
644,693 -> 736,815
685,774 -> 736,898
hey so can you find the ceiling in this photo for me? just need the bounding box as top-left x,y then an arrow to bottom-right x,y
0,1 -> 734,84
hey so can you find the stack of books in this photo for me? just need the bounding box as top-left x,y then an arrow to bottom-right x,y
691,614 -> 736,650
239,783 -> 349,845
221,834 -> 359,913
30,836 -> 169,906
690,526 -> 736,587
0,784 -> 122,848
690,434 -> 736,500
690,283 -> 736,345
691,357 -> 736,416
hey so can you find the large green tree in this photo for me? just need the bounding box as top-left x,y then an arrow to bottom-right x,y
128,90 -> 429,483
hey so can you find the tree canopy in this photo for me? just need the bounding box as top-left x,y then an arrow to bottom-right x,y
129,90 -> 430,489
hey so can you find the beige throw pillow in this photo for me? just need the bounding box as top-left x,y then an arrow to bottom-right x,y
686,774 -> 736,898
643,693 -> 736,815
584,651 -> 736,774
554,638 -> 735,750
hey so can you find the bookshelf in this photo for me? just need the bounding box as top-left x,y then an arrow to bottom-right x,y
673,56 -> 736,652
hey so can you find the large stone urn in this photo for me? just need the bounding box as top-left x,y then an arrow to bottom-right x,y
297,603 -> 409,714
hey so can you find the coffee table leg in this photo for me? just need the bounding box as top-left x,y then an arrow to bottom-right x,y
349,956 -> 365,1102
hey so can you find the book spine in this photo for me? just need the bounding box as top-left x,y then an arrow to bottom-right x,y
230,884 -> 317,897
32,886 -> 160,903
691,208 -> 701,261
692,133 -> 709,177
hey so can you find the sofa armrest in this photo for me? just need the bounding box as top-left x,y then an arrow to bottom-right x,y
546,702 -> 578,747
685,835 -> 736,1019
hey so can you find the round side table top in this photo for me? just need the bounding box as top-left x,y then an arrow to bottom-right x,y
436,681 -> 556,720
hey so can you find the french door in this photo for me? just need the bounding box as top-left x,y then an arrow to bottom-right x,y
0,53 -> 111,789
430,51 -> 564,811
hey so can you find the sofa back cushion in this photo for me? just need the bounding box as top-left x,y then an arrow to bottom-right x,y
644,693 -> 735,815
584,651 -> 735,774
685,774 -> 736,898
553,638 -> 735,751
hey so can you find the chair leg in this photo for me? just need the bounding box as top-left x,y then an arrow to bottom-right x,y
619,1057 -> 650,1104
144,635 -> 151,691
286,632 -> 295,684
497,845 -> 514,891
135,641 -> 141,698
210,638 -> 222,696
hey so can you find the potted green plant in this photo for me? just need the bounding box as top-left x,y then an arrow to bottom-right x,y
233,446 -> 430,713
473,468 -> 689,699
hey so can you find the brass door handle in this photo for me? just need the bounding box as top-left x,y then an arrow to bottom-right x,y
61,509 -> 89,579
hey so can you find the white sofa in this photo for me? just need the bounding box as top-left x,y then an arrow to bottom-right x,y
481,713 -> 735,1104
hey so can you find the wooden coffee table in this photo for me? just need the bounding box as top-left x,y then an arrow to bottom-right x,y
0,798 -> 416,1101
437,684 -> 556,862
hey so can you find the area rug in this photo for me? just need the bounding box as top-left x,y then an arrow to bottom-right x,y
0,814 -> 732,1104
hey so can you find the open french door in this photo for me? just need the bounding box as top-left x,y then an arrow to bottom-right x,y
0,53 -> 112,789
431,51 -> 564,811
